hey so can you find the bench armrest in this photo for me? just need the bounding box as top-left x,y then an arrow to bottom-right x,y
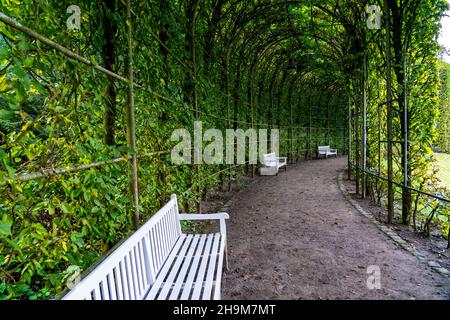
178,212 -> 229,221
179,213 -> 229,237
179,212 -> 230,271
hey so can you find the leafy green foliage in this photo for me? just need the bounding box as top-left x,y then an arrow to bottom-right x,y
436,61 -> 450,152
0,0 -> 447,300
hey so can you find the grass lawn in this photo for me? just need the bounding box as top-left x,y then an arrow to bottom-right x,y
435,153 -> 450,188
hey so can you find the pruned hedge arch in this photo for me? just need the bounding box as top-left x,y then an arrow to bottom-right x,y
0,0 -> 448,299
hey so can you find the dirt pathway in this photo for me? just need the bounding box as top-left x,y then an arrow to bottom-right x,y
222,157 -> 450,300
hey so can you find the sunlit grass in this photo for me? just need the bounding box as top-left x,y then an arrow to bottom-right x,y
435,153 -> 450,188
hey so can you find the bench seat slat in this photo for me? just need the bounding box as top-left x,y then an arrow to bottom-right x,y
179,234 -> 208,300
156,235 -> 196,300
144,234 -> 187,300
155,235 -> 194,300
202,233 -> 221,299
191,234 -> 216,300
168,235 -> 201,300
213,235 -> 226,300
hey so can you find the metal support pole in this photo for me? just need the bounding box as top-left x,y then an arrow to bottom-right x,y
362,54 -> 367,198
191,15 -> 201,214
250,76 -> 255,178
308,94 -> 312,160
385,0 -> 395,223
403,55 -> 409,187
290,98 -> 293,164
354,80 -> 360,195
126,0 -> 139,229
348,94 -> 352,180
226,50 -> 232,192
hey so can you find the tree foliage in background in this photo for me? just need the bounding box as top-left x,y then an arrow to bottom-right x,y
437,60 -> 450,153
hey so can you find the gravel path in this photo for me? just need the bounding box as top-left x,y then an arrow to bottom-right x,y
222,157 -> 450,300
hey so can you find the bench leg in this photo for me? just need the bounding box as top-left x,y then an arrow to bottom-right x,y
224,241 -> 229,271
220,220 -> 229,271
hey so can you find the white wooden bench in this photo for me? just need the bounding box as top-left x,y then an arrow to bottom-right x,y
62,194 -> 229,300
318,146 -> 338,159
260,152 -> 287,175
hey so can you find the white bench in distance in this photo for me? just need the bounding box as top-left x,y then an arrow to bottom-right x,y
318,146 -> 338,159
260,152 -> 287,175
62,194 -> 229,300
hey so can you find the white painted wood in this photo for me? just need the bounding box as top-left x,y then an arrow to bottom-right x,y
191,234 -> 215,300
213,235 -> 226,300
92,286 -> 100,300
63,194 -> 228,301
202,234 -> 221,299
137,240 -> 147,287
179,234 -> 208,300
124,254 -> 135,299
318,145 -> 338,158
114,265 -> 123,300
157,235 -> 194,300
144,234 -> 187,300
219,219 -> 228,271
262,153 -> 287,174
137,242 -> 147,292
168,235 -> 200,300
130,248 -> 140,297
119,260 -> 129,300
100,276 -> 109,299
108,272 -> 117,300
178,213 -> 230,221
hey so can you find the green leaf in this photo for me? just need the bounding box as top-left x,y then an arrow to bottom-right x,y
0,215 -> 12,238
2,238 -> 21,254
60,202 -> 73,214
0,47 -> 9,60
11,65 -> 27,80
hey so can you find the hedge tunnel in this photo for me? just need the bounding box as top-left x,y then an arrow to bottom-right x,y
0,0 -> 448,299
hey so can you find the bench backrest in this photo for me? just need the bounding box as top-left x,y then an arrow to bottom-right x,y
63,195 -> 182,300
318,146 -> 331,153
263,153 -> 277,167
